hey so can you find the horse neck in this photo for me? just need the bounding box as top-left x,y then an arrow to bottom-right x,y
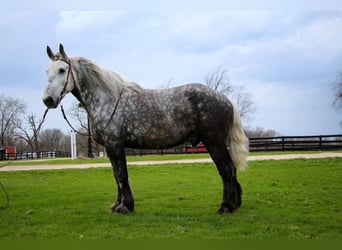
71,58 -> 124,116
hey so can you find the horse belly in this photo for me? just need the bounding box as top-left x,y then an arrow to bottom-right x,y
126,120 -> 192,149
126,107 -> 195,149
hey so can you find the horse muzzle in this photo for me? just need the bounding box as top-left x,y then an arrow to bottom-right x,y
43,96 -> 59,108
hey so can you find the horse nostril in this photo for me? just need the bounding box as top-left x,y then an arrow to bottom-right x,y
43,96 -> 55,107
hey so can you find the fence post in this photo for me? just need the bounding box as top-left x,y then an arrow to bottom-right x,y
319,136 -> 322,150
70,130 -> 77,160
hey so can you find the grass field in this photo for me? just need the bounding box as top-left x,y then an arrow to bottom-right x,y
0,157 -> 341,239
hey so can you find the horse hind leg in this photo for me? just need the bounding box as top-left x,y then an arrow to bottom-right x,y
205,141 -> 242,214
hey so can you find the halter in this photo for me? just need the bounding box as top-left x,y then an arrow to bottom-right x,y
55,57 -> 123,136
56,58 -> 76,104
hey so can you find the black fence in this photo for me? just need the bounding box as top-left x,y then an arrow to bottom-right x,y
1,134 -> 341,160
248,134 -> 342,152
126,134 -> 342,156
0,151 -> 70,161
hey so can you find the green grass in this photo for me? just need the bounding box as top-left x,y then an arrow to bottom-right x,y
0,158 -> 341,239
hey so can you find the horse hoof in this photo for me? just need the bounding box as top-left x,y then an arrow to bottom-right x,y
110,202 -> 120,213
217,204 -> 239,214
116,206 -> 130,214
217,206 -> 232,214
110,203 -> 132,214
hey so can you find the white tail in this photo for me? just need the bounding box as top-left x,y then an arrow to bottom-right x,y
226,101 -> 249,171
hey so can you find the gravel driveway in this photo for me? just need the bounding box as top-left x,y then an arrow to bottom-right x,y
0,152 -> 341,172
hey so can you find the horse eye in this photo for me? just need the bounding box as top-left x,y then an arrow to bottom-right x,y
59,68 -> 66,74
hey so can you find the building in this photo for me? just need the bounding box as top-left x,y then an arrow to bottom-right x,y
0,146 -> 16,160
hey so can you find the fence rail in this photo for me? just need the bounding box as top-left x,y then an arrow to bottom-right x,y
126,134 -> 342,156
1,135 -> 341,160
0,151 -> 70,161
248,134 -> 342,152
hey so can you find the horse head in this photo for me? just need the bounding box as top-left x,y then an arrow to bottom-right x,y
43,44 -> 76,108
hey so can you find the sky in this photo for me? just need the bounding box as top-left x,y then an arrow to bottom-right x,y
0,0 -> 341,136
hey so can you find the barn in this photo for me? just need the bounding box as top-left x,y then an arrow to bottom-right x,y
0,146 -> 16,160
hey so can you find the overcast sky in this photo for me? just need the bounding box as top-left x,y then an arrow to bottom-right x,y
0,0 -> 341,136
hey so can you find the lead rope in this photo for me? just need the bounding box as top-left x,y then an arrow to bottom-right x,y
2,57 -> 73,211
60,89 -> 123,136
60,105 -> 88,136
0,108 -> 49,211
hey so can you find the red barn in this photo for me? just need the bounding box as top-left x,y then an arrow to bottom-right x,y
0,146 -> 16,160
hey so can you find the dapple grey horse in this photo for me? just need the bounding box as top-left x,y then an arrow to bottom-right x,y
42,44 -> 248,214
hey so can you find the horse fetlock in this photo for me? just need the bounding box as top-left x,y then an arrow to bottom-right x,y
110,200 -> 121,212
217,201 -> 240,214
218,191 -> 242,214
110,200 -> 134,214
114,205 -> 130,214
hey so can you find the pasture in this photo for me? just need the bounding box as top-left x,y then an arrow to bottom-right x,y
0,157 -> 341,239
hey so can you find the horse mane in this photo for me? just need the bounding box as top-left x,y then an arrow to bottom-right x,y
72,57 -> 143,100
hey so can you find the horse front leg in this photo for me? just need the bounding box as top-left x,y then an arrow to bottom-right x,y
106,145 -> 134,214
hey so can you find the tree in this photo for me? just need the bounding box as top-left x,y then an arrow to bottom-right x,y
245,126 -> 280,138
205,66 -> 232,94
69,102 -> 88,131
39,128 -> 67,151
69,101 -> 97,157
204,66 -> 256,124
333,73 -> 342,109
332,72 -> 342,127
15,113 -> 43,151
0,94 -> 26,146
159,78 -> 175,89
68,101 -> 105,157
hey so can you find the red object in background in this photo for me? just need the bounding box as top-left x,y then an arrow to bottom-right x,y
0,146 -> 16,159
183,143 -> 207,153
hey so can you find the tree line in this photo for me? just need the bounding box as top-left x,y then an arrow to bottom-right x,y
0,94 -> 69,153
0,93 -> 107,156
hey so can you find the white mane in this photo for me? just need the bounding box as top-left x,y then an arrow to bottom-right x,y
72,57 -> 142,100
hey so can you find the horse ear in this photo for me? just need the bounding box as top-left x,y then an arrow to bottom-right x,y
47,46 -> 55,61
59,43 -> 68,60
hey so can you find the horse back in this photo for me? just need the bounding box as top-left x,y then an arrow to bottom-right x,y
122,83 -> 233,149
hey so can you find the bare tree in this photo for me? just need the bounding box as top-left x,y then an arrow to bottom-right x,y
69,101 -> 105,157
232,85 -> 255,123
332,72 -> 342,127
159,78 -> 175,89
69,102 -> 88,131
204,66 -> 256,124
333,73 -> 342,109
333,74 -> 342,108
245,126 -> 280,138
60,132 -> 71,153
205,66 -> 233,94
15,113 -> 42,151
0,94 -> 26,146
39,128 -> 65,151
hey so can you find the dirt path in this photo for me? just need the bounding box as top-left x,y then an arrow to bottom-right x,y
0,152 -> 341,172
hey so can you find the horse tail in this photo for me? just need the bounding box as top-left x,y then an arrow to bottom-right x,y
226,100 -> 249,171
